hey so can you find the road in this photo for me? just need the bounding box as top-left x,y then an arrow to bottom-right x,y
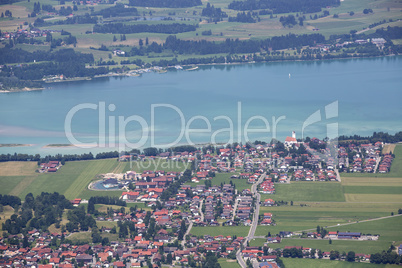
373,156 -> 381,173
247,173 -> 265,241
237,173 -> 266,268
335,168 -> 341,182
232,197 -> 239,221
199,199 -> 204,222
181,221 -> 193,249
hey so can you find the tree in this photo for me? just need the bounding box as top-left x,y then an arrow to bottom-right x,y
166,253 -> 173,264
23,235 -> 30,248
346,251 -> 355,262
92,227 -> 102,243
113,35 -> 117,42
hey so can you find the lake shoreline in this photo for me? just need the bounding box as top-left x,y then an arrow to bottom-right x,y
1,54 -> 398,93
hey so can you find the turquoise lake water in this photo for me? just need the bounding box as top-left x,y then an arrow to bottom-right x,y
0,56 -> 401,155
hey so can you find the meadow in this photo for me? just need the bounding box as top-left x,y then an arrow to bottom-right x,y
252,143 -> 402,254
2,0 -> 400,63
0,157 -> 194,200
218,259 -> 241,268
263,182 -> 346,202
281,258 -> 399,268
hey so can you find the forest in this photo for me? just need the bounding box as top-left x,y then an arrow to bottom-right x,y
0,48 -> 108,88
228,0 -> 340,13
93,3 -> 138,18
2,192 -> 73,234
128,0 -> 202,8
34,14 -> 98,27
201,3 -> 228,22
93,22 -> 197,34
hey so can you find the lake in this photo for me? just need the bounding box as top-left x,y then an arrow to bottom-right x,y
0,56 -> 401,155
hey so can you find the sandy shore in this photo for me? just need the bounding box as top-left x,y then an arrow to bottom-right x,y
0,144 -> 34,147
0,87 -> 44,93
42,144 -> 75,148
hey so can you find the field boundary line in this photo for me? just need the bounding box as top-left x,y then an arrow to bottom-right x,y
295,213 -> 402,233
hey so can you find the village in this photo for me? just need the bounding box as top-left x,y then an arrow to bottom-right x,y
0,133 -> 397,268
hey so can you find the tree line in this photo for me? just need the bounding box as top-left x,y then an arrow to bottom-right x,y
93,22 -> 197,34
153,33 -> 325,55
0,48 -> 108,89
2,192 -> 73,234
128,0 -> 202,8
202,3 -> 228,22
228,0 -> 340,14
338,131 -> 402,144
92,3 -> 138,18
34,14 -> 98,27
228,11 -> 257,23
87,196 -> 126,214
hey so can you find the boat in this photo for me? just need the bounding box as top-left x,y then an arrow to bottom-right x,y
187,66 -> 199,71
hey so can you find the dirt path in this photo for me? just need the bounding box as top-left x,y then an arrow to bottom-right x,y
295,213 -> 402,233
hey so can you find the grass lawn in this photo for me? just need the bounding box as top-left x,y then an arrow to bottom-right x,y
67,231 -> 92,244
0,159 -> 122,200
0,176 -> 29,195
96,221 -> 118,229
344,194 -> 402,203
190,226 -> 249,237
255,201 -> 401,238
255,212 -> 402,254
281,258 -> 399,268
341,177 -> 402,187
218,258 -> 240,268
267,182 -> 345,202
0,205 -> 15,232
0,161 -> 37,176
342,186 -> 402,195
187,173 -> 250,191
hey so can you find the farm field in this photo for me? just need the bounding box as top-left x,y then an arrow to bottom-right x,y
0,158 -> 192,200
263,182 -> 345,202
254,144 -> 402,254
281,258 -> 399,268
0,159 -> 119,199
1,0 -> 400,65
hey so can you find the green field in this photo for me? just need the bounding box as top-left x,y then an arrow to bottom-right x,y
1,0 -> 399,64
0,158 -> 192,200
0,159 -> 120,199
265,182 -> 345,202
218,258 -> 241,268
281,258 -> 399,268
